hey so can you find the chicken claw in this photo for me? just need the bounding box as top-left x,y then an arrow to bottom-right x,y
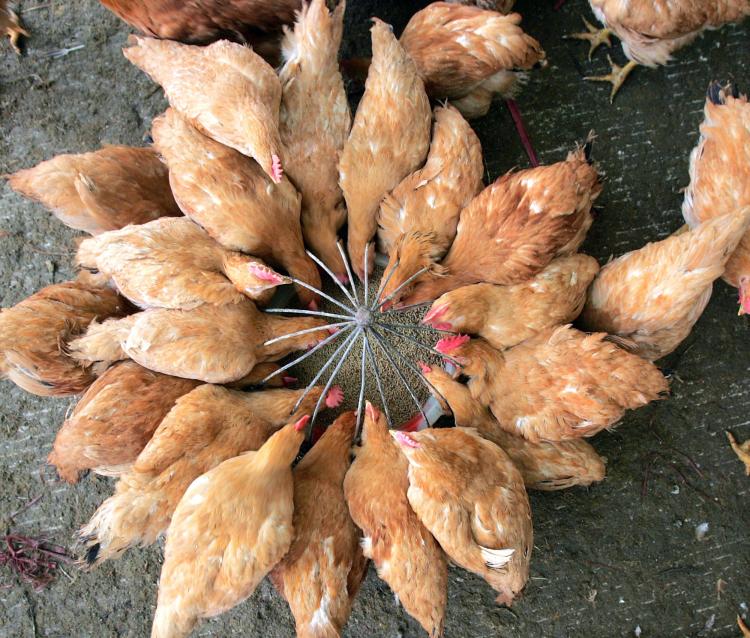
565,17 -> 612,60
738,615 -> 750,637
585,55 -> 638,103
726,431 -> 750,475
1,6 -> 28,54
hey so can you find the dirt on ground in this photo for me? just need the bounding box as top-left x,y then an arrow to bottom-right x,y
1,1 -> 749,637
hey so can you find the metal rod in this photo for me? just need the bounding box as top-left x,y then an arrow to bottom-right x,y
292,327 -> 360,414
337,240 -> 359,304
308,328 -> 362,437
375,267 -> 430,312
370,257 -> 400,311
381,300 -> 433,314
363,242 -> 371,307
260,324 -> 353,384
375,322 -> 462,366
356,336 -> 367,437
289,277 -> 355,314
364,332 -> 393,428
263,321 -> 354,347
369,327 -> 427,425
265,307 -> 354,321
305,249 -> 357,307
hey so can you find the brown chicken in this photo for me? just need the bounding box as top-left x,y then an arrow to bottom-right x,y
150,415 -> 308,638
0,274 -> 128,397
423,254 -> 600,350
339,18 -> 431,280
683,82 -> 750,315
377,105 -> 484,307
279,0 -> 351,281
270,412 -> 366,638
125,36 -> 285,183
436,330 -> 668,442
68,299 -> 328,383
48,361 -> 198,483
152,108 -> 321,307
344,403 -> 447,637
421,365 -> 606,490
583,210 -> 750,360
78,384 -> 340,566
571,0 -> 750,100
0,0 -> 27,53
392,426 -> 533,606
7,146 -> 180,235
399,147 -> 601,307
726,431 -> 750,475
76,217 -> 287,310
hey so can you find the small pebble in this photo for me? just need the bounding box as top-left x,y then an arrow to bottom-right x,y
695,522 -> 710,541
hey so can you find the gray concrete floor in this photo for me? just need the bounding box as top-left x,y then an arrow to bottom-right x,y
1,1 -> 749,637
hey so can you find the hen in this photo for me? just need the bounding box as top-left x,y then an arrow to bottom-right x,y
152,108 -> 320,307
437,330 -> 668,442
271,412 -> 366,638
48,361 -> 198,483
344,403 -> 447,638
393,426 -> 533,606
279,0 -> 351,281
423,254 -> 600,350
339,18 -> 432,280
399,147 -> 601,307
583,210 -> 750,360
377,105 -> 484,307
0,274 -> 128,396
683,82 -> 750,315
571,0 -> 750,100
447,0 -> 516,11
421,365 -> 606,490
76,217 -> 287,309
78,385 -> 340,566
125,36 -> 285,183
68,299 -> 328,383
7,146 -> 180,235
150,415 -> 308,638
0,0 -> 27,53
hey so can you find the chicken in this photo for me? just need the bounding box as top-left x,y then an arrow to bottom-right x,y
339,18 -> 431,280
150,414 -> 308,638
151,108 -> 321,307
270,412 -> 366,638
76,217 -> 287,310
420,365 -> 606,490
726,431 -> 750,475
422,254 -> 600,350
344,402 -> 447,637
400,2 -> 545,164
68,299 -> 329,383
376,105 -> 484,307
1,0 -> 27,53
436,330 -> 668,442
570,0 -> 750,101
124,36 -> 284,183
683,82 -> 750,315
399,147 -> 601,307
78,384 -> 341,566
48,361 -> 198,483
447,0 -> 516,12
6,146 -> 180,235
582,210 -> 750,360
392,426 -> 533,606
0,274 -> 128,397
279,0 -> 351,281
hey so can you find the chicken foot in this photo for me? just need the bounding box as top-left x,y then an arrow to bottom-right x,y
585,55 -> 638,103
726,431 -> 750,475
566,17 -> 613,60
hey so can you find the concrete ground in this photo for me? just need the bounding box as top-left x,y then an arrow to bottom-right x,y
1,0 -> 749,636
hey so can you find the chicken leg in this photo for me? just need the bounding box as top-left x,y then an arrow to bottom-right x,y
566,17 -> 612,60
585,55 -> 638,103
1,3 -> 28,54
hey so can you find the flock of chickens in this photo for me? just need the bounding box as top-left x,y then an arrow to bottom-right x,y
2,0 -> 750,637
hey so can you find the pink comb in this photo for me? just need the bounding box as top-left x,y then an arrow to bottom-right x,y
308,299 -> 319,311
249,263 -> 284,284
399,412 -> 425,432
327,326 -> 341,335
336,273 -> 350,285
294,415 -> 311,432
271,154 -> 283,184
325,385 -> 344,408
365,401 -> 379,420
422,304 -> 448,325
282,376 -> 297,387
435,334 -> 470,354
392,430 -> 420,449
418,361 -> 431,374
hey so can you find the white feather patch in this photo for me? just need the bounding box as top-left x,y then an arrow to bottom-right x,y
480,546 -> 515,569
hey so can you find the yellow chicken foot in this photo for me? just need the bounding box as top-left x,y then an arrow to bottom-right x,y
585,56 -> 638,103
726,431 -> 750,475
2,7 -> 28,54
565,17 -> 612,60
738,616 -> 750,637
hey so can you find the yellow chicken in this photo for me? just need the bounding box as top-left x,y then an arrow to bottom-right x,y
150,415 -> 309,638
279,0 -> 352,281
339,18 -> 432,280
